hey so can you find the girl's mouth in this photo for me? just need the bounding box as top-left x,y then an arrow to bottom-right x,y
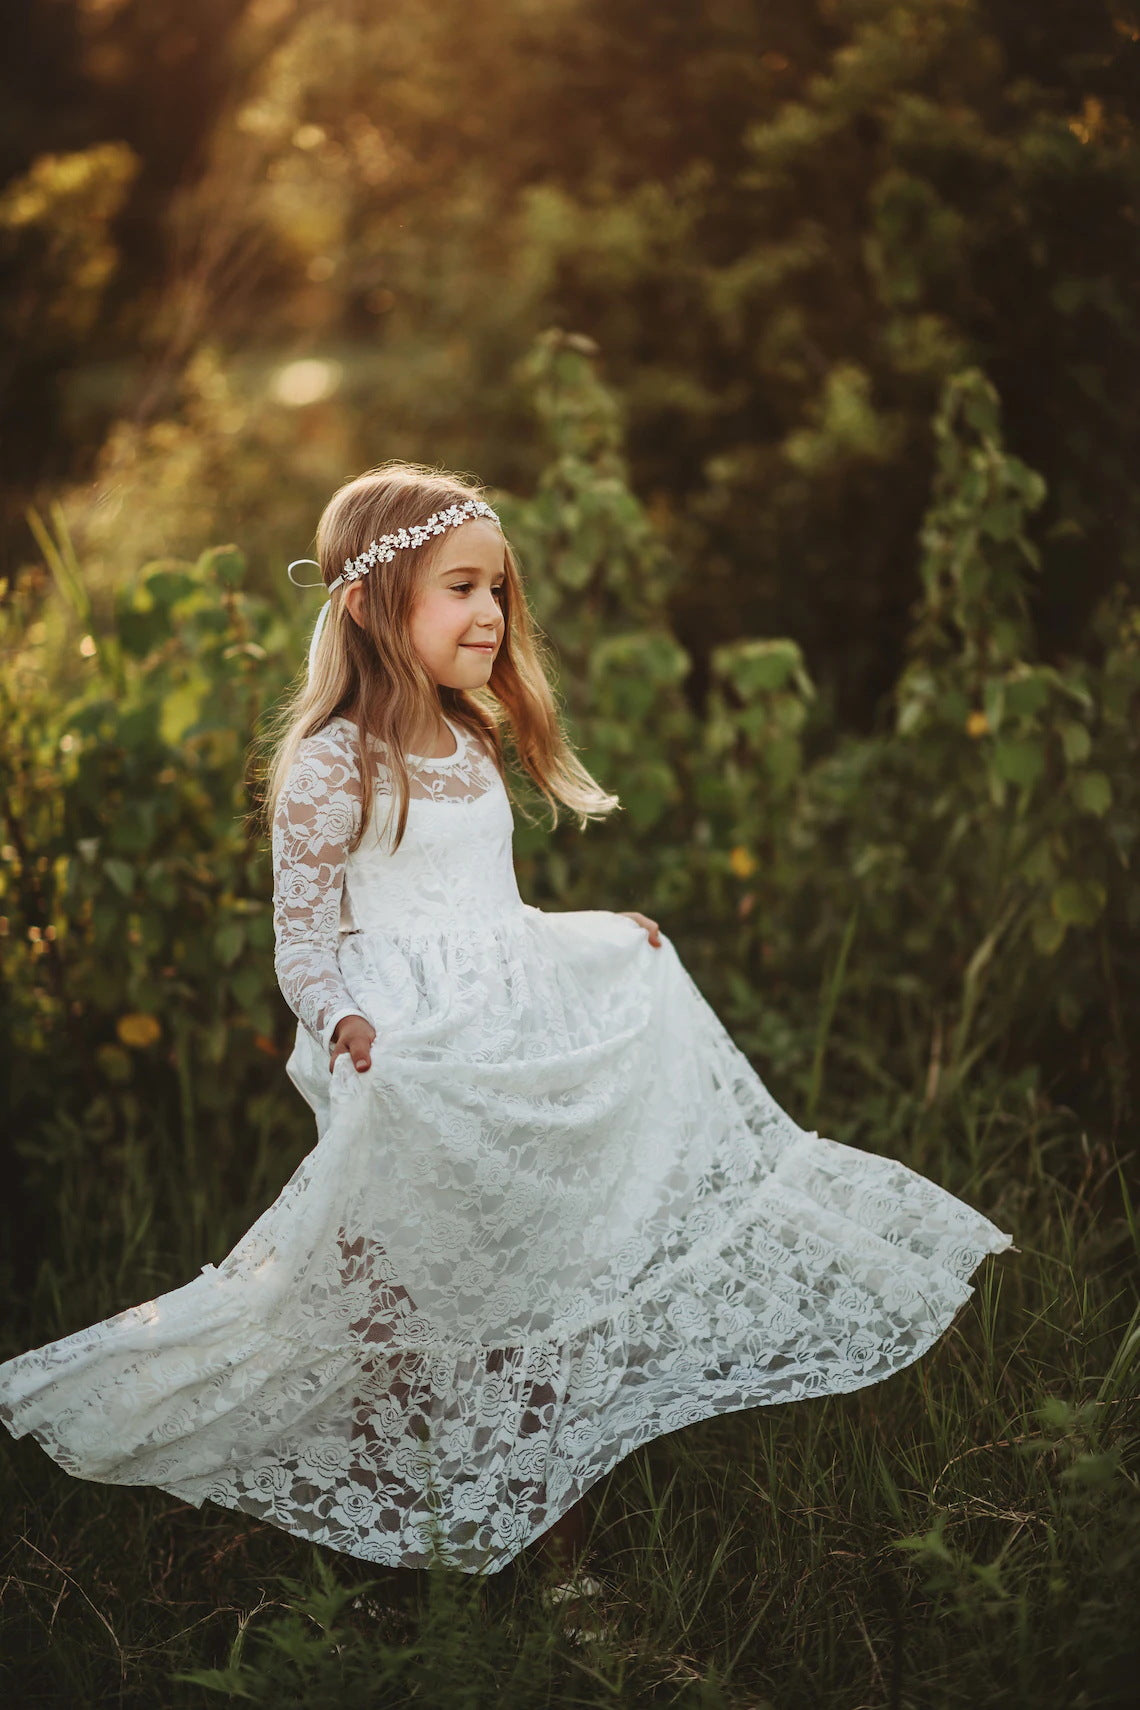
462,643 -> 496,652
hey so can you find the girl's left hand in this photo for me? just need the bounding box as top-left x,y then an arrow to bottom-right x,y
619,910 -> 662,947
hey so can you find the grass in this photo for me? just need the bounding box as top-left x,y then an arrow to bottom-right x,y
1,1074 -> 1137,1709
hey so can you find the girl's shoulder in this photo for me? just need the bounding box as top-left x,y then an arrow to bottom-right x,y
294,715 -> 366,768
319,713 -> 368,745
288,718 -> 366,796
319,714 -> 394,766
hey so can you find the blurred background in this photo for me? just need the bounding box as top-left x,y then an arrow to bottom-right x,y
1,4 -> 1139,1704
4,0 -> 1139,718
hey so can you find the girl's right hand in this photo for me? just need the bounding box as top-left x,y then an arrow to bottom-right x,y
329,1014 -> 376,1074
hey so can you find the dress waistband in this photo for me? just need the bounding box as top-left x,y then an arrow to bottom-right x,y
340,900 -> 534,940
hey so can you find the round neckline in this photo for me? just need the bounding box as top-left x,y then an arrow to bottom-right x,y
335,712 -> 465,766
406,715 -> 464,766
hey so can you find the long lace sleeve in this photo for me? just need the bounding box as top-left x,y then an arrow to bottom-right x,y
272,725 -> 365,1054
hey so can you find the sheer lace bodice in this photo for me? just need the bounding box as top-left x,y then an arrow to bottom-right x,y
272,715 -> 520,1052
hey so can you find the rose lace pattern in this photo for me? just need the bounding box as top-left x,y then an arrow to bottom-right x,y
0,714 -> 1016,1574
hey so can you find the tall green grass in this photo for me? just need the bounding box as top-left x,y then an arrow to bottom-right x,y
3,1086 -> 1135,1707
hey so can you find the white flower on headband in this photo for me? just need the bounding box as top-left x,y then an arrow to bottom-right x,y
331,498 -> 500,591
286,498 -> 501,594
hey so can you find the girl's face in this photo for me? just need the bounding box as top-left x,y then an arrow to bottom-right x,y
408,519 -> 506,686
345,517 -> 506,686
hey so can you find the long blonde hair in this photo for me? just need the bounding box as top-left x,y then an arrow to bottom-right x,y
255,459 -> 620,855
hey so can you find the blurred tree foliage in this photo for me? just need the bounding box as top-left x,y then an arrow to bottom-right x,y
1,0 -> 1138,724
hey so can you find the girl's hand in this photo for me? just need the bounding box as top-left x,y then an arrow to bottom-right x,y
619,910 -> 662,947
329,1014 -> 377,1074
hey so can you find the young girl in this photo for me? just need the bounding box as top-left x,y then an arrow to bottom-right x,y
0,460 -> 1016,1578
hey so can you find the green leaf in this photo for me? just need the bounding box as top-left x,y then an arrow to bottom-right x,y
980,499 -> 1024,541
553,557 -> 598,598
1032,913 -> 1067,956
1071,770 -> 1112,817
142,567 -> 198,609
143,860 -> 177,905
198,544 -> 246,588
214,921 -> 246,967
992,738 -> 1045,787
103,857 -> 134,896
1058,719 -> 1091,764
982,677 -> 1005,733
896,694 -> 928,737
939,687 -> 970,725
1004,671 -> 1049,718
160,682 -> 206,748
1019,839 -> 1057,885
714,638 -> 808,696
1060,1451 -> 1122,1488
620,760 -> 677,830
1050,879 -> 1106,927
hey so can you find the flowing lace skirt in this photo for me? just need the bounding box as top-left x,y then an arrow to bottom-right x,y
0,908 -> 1015,1572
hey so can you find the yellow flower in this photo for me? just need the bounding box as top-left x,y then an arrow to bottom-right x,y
117,1013 -> 162,1048
965,710 -> 989,739
729,845 -> 757,879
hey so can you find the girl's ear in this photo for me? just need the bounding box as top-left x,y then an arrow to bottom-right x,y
344,583 -> 366,629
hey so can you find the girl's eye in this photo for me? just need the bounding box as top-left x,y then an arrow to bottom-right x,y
453,583 -> 505,598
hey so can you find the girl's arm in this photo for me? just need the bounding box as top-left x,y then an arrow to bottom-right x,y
271,725 -> 366,1054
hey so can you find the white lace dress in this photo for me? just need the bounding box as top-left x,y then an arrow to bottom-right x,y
0,713 -> 1016,1573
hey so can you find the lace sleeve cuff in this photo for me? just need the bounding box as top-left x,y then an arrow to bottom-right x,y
321,1005 -> 366,1056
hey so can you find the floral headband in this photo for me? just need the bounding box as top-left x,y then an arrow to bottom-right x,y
287,498 -> 502,674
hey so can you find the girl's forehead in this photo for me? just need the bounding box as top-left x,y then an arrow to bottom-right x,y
430,517 -> 505,573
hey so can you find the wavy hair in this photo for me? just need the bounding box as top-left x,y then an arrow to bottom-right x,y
254,459 -> 620,855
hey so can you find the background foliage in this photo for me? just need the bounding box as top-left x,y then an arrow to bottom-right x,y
1,3 -> 1138,1706
4,0 -> 1140,719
